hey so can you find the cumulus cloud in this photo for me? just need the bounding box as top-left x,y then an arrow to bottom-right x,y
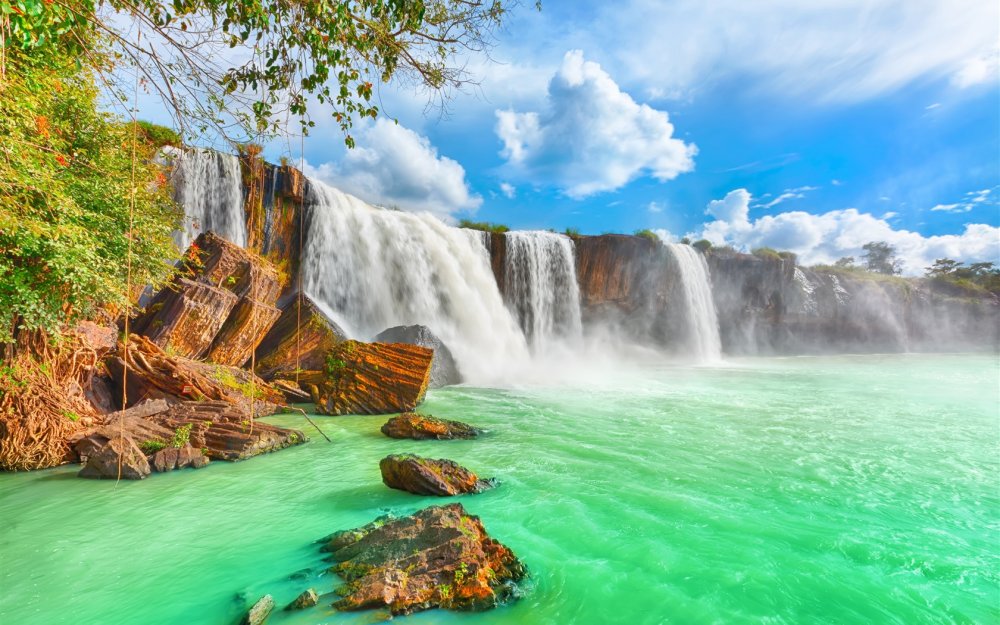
693,188 -> 1000,274
499,182 -> 516,199
495,50 -> 696,198
303,119 -> 481,219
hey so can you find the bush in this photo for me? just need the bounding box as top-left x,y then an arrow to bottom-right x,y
136,121 -> 182,148
692,239 -> 713,253
751,247 -> 782,261
457,219 -> 509,234
563,227 -> 581,237
634,229 -> 660,242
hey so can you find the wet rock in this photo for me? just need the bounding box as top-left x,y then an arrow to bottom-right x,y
381,413 -> 481,440
240,594 -> 275,625
78,435 -> 150,480
323,503 -> 525,615
285,588 -> 319,610
309,341 -> 433,415
254,294 -> 347,380
150,444 -> 209,472
380,454 -> 494,496
373,325 -> 462,388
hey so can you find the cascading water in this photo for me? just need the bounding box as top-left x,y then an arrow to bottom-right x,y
168,148 -> 247,250
300,179 -> 529,382
503,231 -> 583,351
665,243 -> 722,362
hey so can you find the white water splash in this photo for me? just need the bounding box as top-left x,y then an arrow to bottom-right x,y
665,243 -> 722,362
300,179 -> 529,383
168,148 -> 246,250
503,231 -> 583,352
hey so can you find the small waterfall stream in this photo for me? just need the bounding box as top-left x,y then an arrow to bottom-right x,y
665,243 -> 722,361
503,231 -> 583,351
300,180 -> 529,382
169,148 -> 246,250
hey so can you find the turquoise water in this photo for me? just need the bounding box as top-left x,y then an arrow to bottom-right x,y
1,354 -> 998,625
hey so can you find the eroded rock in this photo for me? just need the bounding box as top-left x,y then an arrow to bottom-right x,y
78,435 -> 151,480
309,341 -> 433,415
240,594 -> 275,625
285,588 -> 319,611
380,454 -> 494,496
322,503 -> 525,615
381,413 -> 481,440
254,294 -> 347,380
372,325 -> 462,388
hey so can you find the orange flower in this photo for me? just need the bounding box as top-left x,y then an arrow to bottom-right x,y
55,155 -> 68,167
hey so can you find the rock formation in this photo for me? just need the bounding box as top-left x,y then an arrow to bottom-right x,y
285,589 -> 319,611
322,503 -> 525,615
240,595 -> 274,625
380,454 -> 494,496
78,434 -> 151,480
306,340 -> 433,415
373,325 -> 462,388
131,232 -> 282,365
253,294 -> 347,381
381,413 -> 481,440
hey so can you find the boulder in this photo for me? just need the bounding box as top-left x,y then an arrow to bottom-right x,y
308,341 -> 433,415
285,588 -> 319,611
187,232 -> 282,304
373,325 -> 462,388
240,594 -> 275,625
205,298 -> 281,367
322,503 -> 525,615
78,435 -> 151,480
380,454 -> 494,496
150,444 -> 209,472
254,295 -> 347,380
381,413 -> 481,440
130,278 -> 239,359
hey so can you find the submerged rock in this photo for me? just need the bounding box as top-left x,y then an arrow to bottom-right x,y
380,454 -> 494,496
373,325 -> 462,388
240,594 -> 274,625
381,413 -> 481,440
78,435 -> 150,480
308,340 -> 434,415
285,588 -> 319,610
322,503 -> 525,615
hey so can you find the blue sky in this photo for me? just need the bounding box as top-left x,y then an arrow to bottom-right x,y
267,0 -> 999,273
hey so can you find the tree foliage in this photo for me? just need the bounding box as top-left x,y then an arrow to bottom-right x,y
861,241 -> 902,275
925,258 -> 1000,296
3,0 -> 517,145
0,39 -> 179,341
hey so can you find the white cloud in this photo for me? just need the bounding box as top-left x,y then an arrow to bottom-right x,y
758,185 -> 819,209
693,188 -> 1000,274
591,0 -> 999,102
930,203 -> 968,213
652,228 -> 676,243
647,201 -> 664,213
927,187 -> 998,214
302,119 -> 480,219
499,182 -> 516,199
495,50 -> 696,198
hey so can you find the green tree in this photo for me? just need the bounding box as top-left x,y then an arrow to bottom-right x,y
634,229 -> 660,242
0,33 -> 179,341
861,241 -> 902,275
834,256 -> 856,268
2,0 -> 519,145
692,239 -> 712,253
925,258 -> 963,277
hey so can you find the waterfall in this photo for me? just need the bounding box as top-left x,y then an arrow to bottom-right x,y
503,232 -> 583,351
169,148 -> 247,250
665,243 -> 722,361
300,180 -> 529,382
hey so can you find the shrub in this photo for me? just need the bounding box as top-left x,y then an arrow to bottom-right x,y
634,229 -> 660,242
457,219 -> 509,234
135,120 -> 182,148
171,424 -> 193,448
140,440 -> 167,454
692,239 -> 713,253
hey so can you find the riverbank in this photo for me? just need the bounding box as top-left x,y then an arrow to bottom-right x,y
2,353 -> 996,624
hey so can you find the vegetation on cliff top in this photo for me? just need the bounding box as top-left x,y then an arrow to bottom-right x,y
458,220 -> 510,234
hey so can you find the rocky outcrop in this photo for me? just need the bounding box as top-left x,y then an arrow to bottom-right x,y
253,294 -> 347,381
373,325 -> 462,388
150,444 -> 209,472
240,595 -> 274,625
381,413 -> 481,440
322,503 -> 525,615
78,435 -> 151,480
380,454 -> 494,496
103,335 -> 283,412
285,589 -> 319,611
572,234 -> 677,344
132,232 -> 282,365
307,340 -> 433,415
130,278 -> 239,359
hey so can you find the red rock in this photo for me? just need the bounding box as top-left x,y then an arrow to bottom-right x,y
381,413 -> 481,440
379,454 -> 494,496
309,341 -> 433,415
253,294 -> 346,380
323,504 -> 525,615
131,278 -> 238,359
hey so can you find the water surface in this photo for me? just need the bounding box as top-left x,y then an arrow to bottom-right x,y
1,354 -> 997,624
